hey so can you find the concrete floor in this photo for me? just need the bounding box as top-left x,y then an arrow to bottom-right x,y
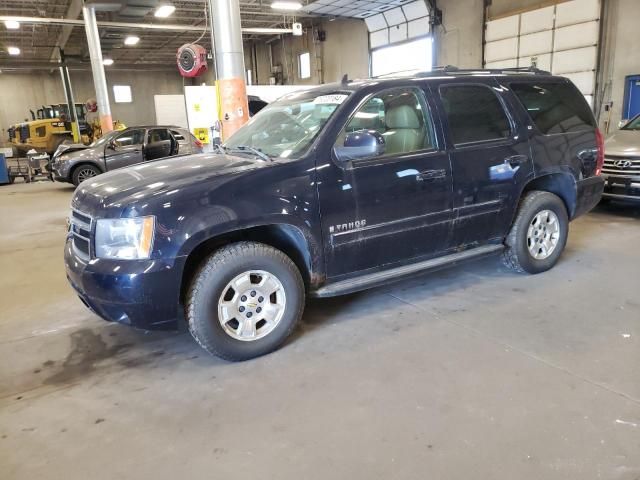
1,180 -> 639,480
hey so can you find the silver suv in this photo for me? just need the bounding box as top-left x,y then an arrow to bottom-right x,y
52,126 -> 203,186
602,114 -> 640,201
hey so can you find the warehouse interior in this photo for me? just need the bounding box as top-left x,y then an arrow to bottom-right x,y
1,0 -> 639,478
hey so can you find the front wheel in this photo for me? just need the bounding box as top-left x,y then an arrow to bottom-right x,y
503,191 -> 569,274
72,164 -> 101,186
186,242 -> 305,361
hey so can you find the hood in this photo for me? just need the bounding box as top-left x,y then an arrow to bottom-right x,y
71,152 -> 263,217
605,130 -> 640,157
55,143 -> 89,157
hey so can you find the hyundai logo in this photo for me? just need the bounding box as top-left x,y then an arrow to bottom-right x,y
615,160 -> 633,169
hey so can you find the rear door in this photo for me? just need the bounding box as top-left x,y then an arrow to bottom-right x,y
170,129 -> 191,154
317,84 -> 454,277
104,128 -> 145,170
432,78 -> 534,247
145,128 -> 175,161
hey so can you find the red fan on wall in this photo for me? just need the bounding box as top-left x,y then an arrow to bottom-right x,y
176,44 -> 208,78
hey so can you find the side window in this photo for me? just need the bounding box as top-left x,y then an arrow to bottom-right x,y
440,85 -> 511,145
336,88 -> 435,158
510,82 -> 595,134
113,129 -> 145,147
147,129 -> 171,144
170,130 -> 185,141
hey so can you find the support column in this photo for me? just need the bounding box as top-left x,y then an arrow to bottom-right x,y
58,50 -> 80,143
82,6 -> 113,135
209,0 -> 249,140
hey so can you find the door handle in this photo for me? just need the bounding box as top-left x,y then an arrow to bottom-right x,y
504,155 -> 528,167
416,169 -> 447,182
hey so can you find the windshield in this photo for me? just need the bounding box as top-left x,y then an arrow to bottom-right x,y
90,130 -> 118,147
224,90 -> 350,159
621,114 -> 640,131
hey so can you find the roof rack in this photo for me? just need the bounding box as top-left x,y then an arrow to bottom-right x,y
416,65 -> 551,77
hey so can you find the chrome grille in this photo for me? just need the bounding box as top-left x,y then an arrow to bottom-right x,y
70,208 -> 93,260
602,156 -> 640,176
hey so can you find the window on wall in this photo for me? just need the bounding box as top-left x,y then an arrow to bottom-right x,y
113,85 -> 132,103
371,37 -> 433,77
298,52 -> 311,79
440,85 -> 511,145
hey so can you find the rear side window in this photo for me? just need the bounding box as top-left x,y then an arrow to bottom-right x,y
440,85 -> 511,145
510,82 -> 595,134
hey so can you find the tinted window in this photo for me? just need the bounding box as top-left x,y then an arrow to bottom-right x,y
113,129 -> 145,147
148,129 -> 171,143
440,85 -> 511,145
337,88 -> 435,157
510,82 -> 595,134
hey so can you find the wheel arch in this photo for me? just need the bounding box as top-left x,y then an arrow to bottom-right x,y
520,173 -> 577,218
179,223 -> 324,307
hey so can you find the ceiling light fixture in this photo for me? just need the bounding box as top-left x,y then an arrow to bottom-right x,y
271,1 -> 302,11
124,35 -> 140,46
4,20 -> 20,29
103,58 -> 114,66
154,4 -> 176,18
7,46 -> 20,55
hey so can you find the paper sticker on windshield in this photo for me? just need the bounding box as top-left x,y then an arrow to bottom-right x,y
314,94 -> 348,105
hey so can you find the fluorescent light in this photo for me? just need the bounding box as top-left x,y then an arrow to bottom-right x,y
4,20 -> 20,29
154,4 -> 176,17
7,46 -> 20,56
271,1 -> 302,10
124,36 -> 140,46
103,58 -> 114,66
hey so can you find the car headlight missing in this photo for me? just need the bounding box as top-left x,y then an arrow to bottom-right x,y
95,216 -> 155,260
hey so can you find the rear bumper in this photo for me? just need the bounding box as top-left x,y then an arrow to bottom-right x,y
601,174 -> 640,201
573,176 -> 604,219
64,236 -> 185,330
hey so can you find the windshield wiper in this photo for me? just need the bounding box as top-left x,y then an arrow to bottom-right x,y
222,145 -> 272,162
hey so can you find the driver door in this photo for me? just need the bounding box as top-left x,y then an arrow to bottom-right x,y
316,85 -> 454,277
104,129 -> 145,170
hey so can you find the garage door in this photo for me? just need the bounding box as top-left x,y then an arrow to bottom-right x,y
483,0 -> 600,107
364,0 -> 432,77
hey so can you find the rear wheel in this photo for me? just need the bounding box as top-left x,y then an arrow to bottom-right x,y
503,191 -> 569,274
72,164 -> 100,186
186,242 -> 305,361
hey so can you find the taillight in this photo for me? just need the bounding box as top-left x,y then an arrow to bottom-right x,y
595,128 -> 605,176
194,139 -> 203,148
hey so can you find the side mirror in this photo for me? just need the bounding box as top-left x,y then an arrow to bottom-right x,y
333,130 -> 385,162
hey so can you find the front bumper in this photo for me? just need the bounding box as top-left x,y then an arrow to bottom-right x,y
64,236 -> 186,330
573,176 -> 605,218
601,174 -> 640,201
51,161 -> 71,183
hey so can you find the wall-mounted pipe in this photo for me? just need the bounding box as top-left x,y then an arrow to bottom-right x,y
0,16 -> 294,34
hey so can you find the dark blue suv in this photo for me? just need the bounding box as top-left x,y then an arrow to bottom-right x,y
65,68 -> 604,360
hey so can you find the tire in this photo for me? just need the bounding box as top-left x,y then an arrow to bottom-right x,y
186,242 -> 305,361
503,190 -> 569,274
71,164 -> 101,186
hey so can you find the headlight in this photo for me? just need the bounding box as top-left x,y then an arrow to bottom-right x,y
58,154 -> 71,162
95,216 -> 155,260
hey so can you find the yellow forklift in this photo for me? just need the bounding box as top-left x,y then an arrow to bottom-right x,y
7,103 -> 89,156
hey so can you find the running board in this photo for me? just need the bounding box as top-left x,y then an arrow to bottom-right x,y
311,244 -> 504,298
